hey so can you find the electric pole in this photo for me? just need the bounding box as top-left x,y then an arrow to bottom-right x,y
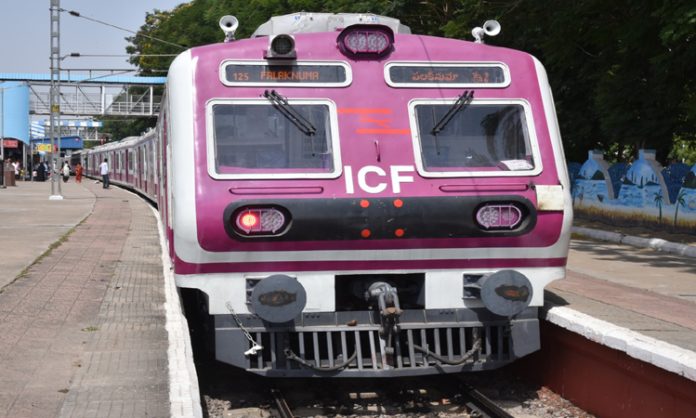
49,0 -> 63,199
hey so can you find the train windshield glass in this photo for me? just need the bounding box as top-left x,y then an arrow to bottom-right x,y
210,102 -> 336,176
413,102 -> 536,174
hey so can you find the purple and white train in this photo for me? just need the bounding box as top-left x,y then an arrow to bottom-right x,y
83,13 -> 572,377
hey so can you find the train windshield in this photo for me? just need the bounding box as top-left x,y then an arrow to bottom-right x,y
412,102 -> 537,175
209,101 -> 337,178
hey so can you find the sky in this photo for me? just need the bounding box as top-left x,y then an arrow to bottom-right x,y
0,0 -> 190,74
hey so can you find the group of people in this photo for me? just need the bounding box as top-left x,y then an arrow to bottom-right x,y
30,161 -> 83,183
58,162 -> 84,183
3,157 -> 108,187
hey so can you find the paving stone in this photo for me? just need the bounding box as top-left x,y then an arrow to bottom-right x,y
0,182 -> 172,418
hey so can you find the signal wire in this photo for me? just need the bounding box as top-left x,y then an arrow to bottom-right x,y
58,7 -> 187,50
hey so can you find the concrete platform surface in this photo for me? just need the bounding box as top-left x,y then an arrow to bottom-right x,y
547,234 -> 696,382
0,181 -> 95,289
0,181 -> 199,418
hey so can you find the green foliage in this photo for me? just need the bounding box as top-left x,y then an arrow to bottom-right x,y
668,136 -> 696,165
100,117 -> 156,143
120,0 -> 696,164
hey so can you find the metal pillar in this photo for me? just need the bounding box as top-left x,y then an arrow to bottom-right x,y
49,0 -> 62,199
0,88 -> 5,188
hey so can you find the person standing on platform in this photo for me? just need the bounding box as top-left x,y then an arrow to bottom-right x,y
99,158 -> 109,189
75,162 -> 83,183
36,161 -> 46,182
62,162 -> 70,183
12,160 -> 19,180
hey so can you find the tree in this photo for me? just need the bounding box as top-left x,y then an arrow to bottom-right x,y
121,1 -> 696,164
100,117 -> 156,143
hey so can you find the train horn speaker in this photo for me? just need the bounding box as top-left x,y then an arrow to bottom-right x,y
471,19 -> 501,43
483,20 -> 501,37
220,15 -> 239,42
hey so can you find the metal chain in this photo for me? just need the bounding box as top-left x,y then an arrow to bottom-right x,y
225,302 -> 263,355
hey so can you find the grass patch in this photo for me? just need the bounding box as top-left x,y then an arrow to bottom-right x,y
0,217 -> 88,295
81,326 -> 99,332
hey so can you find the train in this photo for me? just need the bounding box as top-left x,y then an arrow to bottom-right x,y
80,12 -> 572,377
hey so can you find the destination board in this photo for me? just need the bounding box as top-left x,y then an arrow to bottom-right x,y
387,64 -> 508,87
223,63 -> 348,85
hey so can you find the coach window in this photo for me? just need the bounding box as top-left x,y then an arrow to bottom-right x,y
207,99 -> 341,179
409,99 -> 541,177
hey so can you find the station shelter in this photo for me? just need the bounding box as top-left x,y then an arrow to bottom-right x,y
0,81 -> 30,164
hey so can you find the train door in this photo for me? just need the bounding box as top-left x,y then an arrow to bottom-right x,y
138,146 -> 143,191
127,150 -> 132,185
152,141 -> 157,198
140,146 -> 145,193
143,144 -> 149,195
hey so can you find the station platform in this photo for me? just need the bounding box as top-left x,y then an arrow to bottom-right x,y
547,225 -> 696,381
1,181 -> 695,417
0,181 -> 200,418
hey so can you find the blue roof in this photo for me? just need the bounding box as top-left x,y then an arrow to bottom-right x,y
0,73 -> 166,85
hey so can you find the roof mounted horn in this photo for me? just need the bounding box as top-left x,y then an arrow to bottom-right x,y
220,15 -> 239,42
471,20 -> 501,44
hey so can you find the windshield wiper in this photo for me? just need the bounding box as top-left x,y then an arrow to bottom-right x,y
430,90 -> 474,135
263,90 -> 317,136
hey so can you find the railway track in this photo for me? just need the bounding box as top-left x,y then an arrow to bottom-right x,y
197,358 -> 584,417
262,379 -> 514,418
455,381 -> 514,418
270,388 -> 294,418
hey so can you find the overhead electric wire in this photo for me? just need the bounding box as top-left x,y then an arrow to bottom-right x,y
58,7 -> 187,50
69,54 -> 179,58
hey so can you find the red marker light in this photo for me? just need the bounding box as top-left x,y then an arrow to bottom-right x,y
239,212 -> 259,229
361,229 -> 371,238
233,207 -> 289,236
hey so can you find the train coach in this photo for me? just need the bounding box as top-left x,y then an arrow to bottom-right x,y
84,131 -> 158,199
84,12 -> 572,377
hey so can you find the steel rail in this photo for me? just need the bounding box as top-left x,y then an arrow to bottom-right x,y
270,388 -> 295,418
454,379 -> 514,418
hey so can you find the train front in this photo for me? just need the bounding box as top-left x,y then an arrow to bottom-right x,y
168,13 -> 572,377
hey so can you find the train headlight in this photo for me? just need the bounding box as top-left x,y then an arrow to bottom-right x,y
475,203 -> 524,230
232,206 -> 289,236
338,25 -> 394,58
266,34 -> 296,59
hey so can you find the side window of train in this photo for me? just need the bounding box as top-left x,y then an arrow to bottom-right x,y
409,99 -> 540,177
207,99 -> 341,179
